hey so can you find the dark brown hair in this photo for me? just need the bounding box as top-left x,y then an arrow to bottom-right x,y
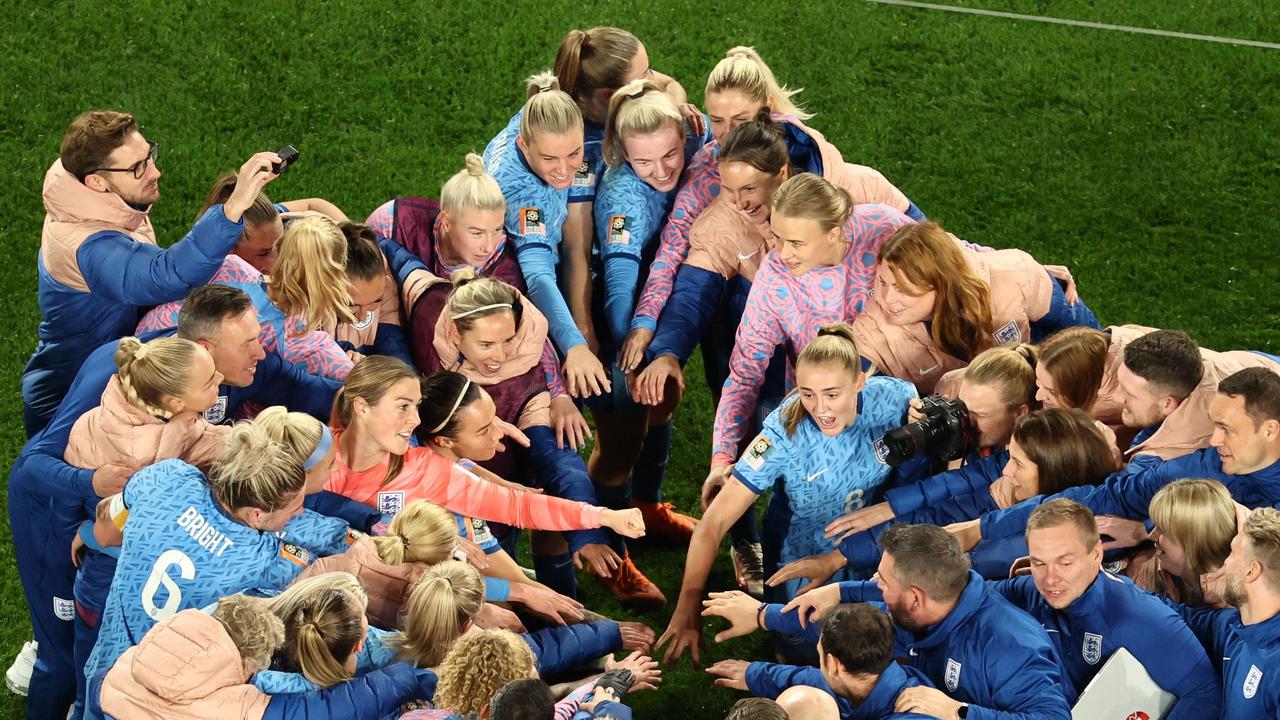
719,107 -> 789,176
1012,408 -> 1121,495
1122,330 -> 1203,400
60,110 -> 139,180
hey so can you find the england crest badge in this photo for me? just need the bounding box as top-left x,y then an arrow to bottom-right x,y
945,658 -> 962,692
1082,632 -> 1104,665
378,491 -> 406,518
203,395 -> 229,425
1244,664 -> 1262,699
993,320 -> 1022,345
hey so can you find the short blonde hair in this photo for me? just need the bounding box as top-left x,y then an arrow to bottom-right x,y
1149,479 -> 1236,577
602,78 -> 682,167
1026,498 -> 1100,550
114,336 -> 202,419
433,629 -> 533,717
1244,508 -> 1280,594
372,500 -> 458,566
706,46 -> 811,121
440,153 -> 505,216
520,72 -> 583,141
782,323 -> 862,436
396,560 -> 485,667
212,594 -> 285,671
268,215 -> 354,331
209,422 -> 305,513
253,406 -> 324,466
269,572 -> 368,688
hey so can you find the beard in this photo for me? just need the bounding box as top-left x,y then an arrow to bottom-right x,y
886,596 -> 924,633
1223,574 -> 1247,609
107,178 -> 159,208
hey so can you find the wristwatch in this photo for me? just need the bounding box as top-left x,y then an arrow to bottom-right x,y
957,703 -> 969,719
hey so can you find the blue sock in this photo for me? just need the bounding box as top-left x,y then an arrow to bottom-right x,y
533,552 -> 578,599
594,482 -> 631,555
631,421 -> 672,503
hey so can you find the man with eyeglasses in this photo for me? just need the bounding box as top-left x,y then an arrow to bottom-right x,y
22,109 -> 282,437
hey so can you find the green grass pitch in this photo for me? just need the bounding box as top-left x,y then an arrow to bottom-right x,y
1,1 -> 1277,716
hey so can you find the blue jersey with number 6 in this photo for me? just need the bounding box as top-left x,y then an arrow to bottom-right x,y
731,376 -> 915,564
84,459 -> 309,688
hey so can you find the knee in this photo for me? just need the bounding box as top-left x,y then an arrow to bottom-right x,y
776,685 -> 840,720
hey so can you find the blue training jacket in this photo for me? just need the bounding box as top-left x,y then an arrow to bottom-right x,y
1172,604 -> 1280,718
747,660 -> 936,719
980,449 -> 1280,542
24,205 -> 244,434
990,572 -> 1221,719
768,571 -> 1072,719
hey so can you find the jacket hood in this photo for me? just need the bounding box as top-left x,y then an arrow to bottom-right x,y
433,288 -> 549,385
43,158 -> 151,230
128,609 -> 252,702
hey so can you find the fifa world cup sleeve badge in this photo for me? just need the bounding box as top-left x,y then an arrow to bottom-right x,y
519,208 -> 546,236
743,435 -> 775,471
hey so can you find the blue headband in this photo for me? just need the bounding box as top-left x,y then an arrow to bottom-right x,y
304,425 -> 334,471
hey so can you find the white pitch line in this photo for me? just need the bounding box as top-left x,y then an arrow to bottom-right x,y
866,0 -> 1280,50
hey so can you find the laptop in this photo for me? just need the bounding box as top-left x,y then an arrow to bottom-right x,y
1071,647 -> 1177,720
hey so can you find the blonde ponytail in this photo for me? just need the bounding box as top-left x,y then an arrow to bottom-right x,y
706,46 -> 812,121
520,72 -> 583,141
964,344 -> 1039,410
114,336 -> 202,419
267,572 -> 368,688
372,500 -> 457,566
268,215 -> 355,331
396,561 -> 485,667
602,78 -> 683,167
782,323 -> 863,435
253,405 -> 324,466
209,422 -> 305,513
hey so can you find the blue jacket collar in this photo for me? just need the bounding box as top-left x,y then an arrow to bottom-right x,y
1238,607 -> 1280,648
850,662 -> 914,720
911,570 -> 986,650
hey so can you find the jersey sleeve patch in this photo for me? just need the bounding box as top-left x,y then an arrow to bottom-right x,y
519,207 -> 547,236
742,434 -> 776,471
572,161 -> 596,187
607,214 -> 631,245
280,542 -> 314,569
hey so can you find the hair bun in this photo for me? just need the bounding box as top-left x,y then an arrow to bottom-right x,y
463,153 -> 486,177
449,266 -> 479,288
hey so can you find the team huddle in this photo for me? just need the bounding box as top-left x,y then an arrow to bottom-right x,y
9,23 -> 1280,720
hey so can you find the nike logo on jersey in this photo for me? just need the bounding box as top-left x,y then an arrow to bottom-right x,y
918,364 -> 939,375
806,468 -> 828,483
737,250 -> 758,261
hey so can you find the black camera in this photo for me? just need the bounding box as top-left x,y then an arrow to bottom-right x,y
272,145 -> 299,174
874,395 -> 976,467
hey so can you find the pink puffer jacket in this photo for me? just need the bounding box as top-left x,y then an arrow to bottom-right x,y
99,609 -> 270,720
65,375 -> 229,472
